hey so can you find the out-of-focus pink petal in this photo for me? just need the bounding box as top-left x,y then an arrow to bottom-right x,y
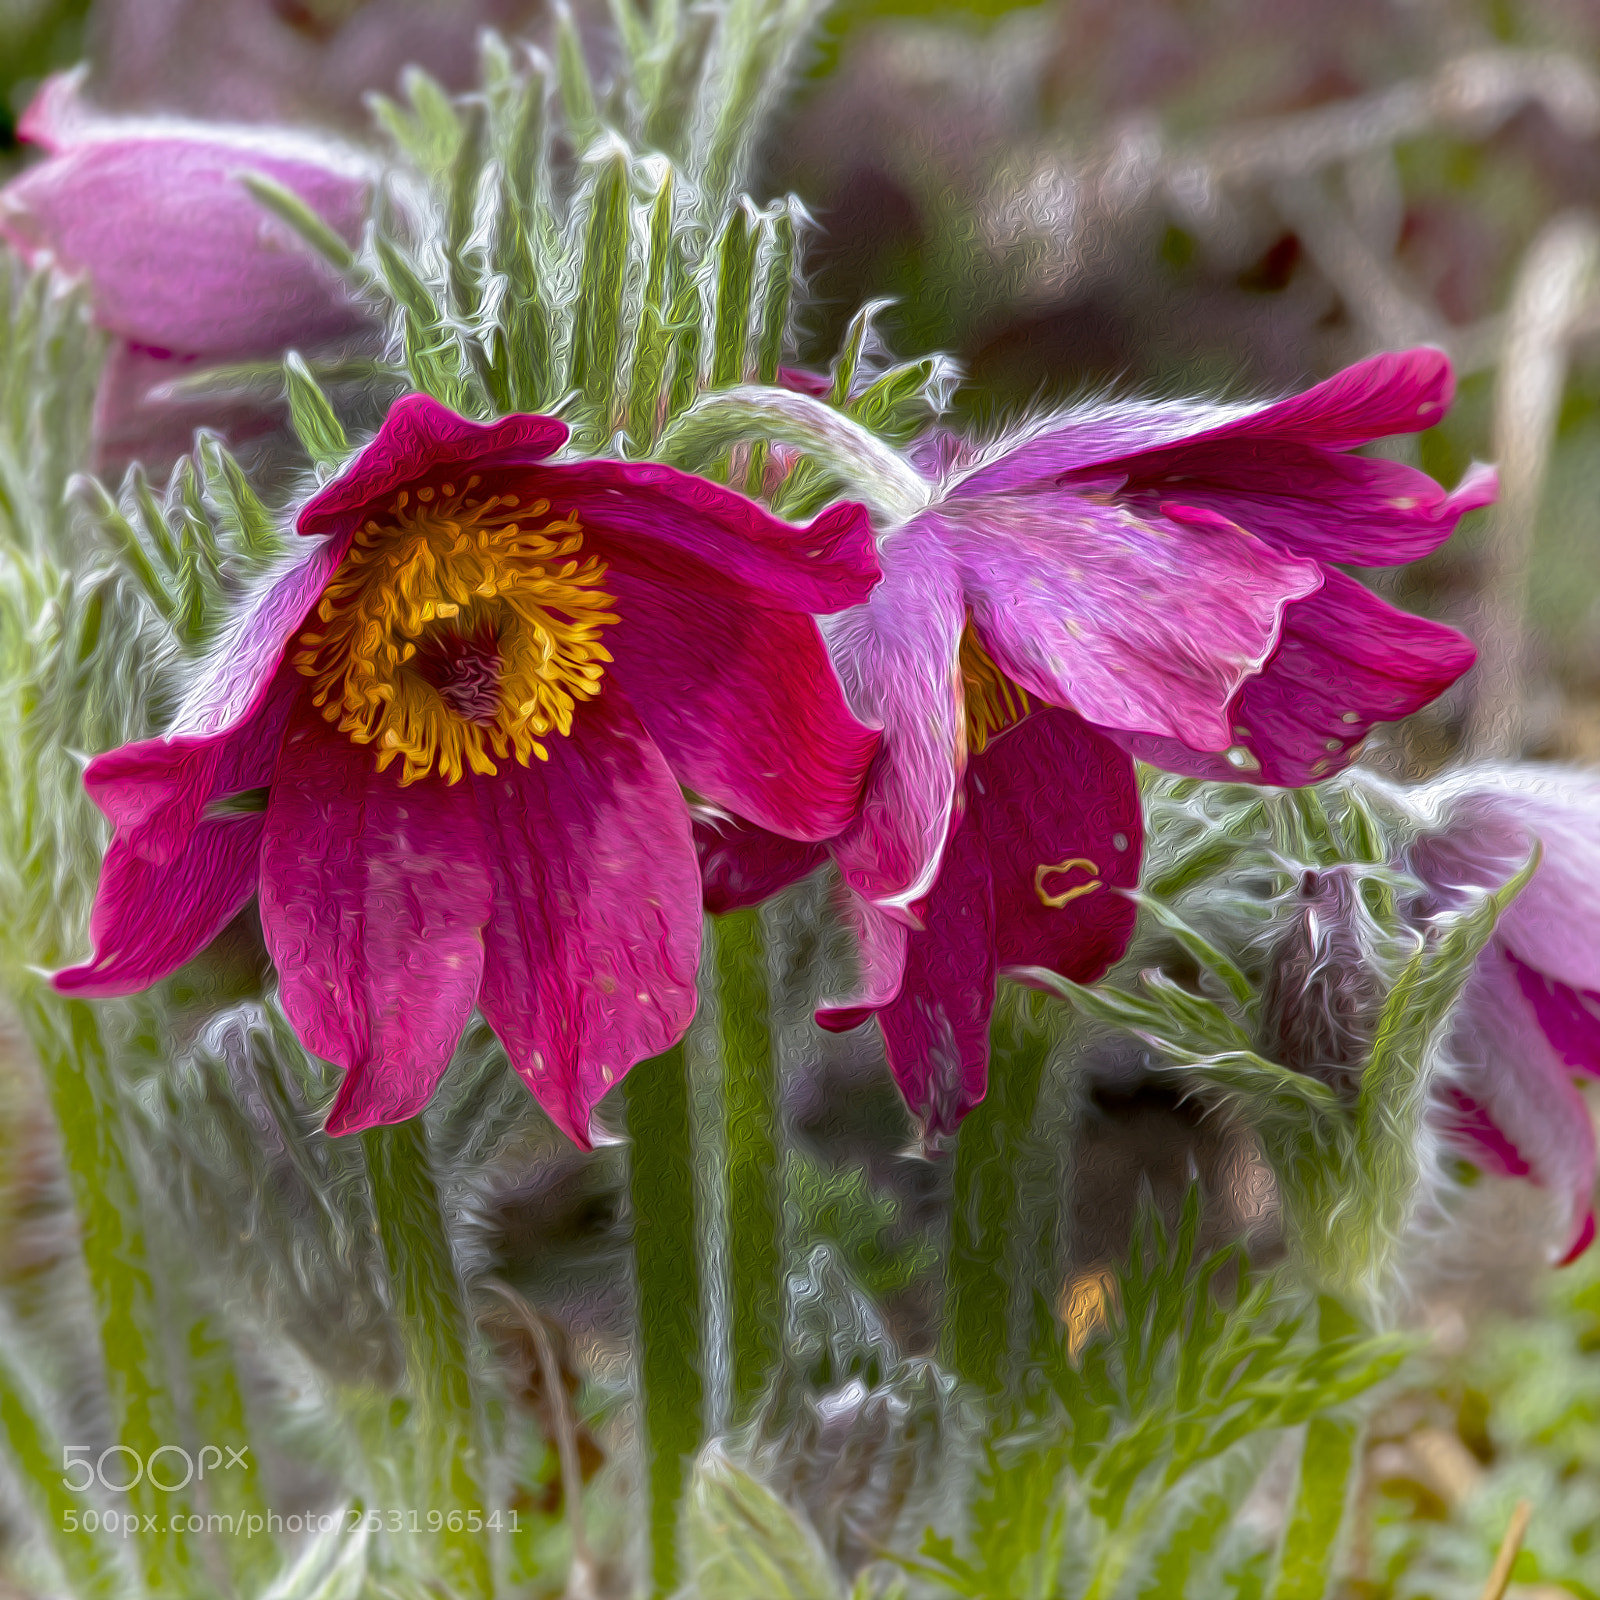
259,702 -> 493,1135
2,88 -> 373,354
872,809 -> 997,1137
822,530 -> 966,910
473,688 -> 700,1149
1109,452 -> 1496,567
973,711 -> 1142,981
944,500 -> 1321,750
1115,571 -> 1476,786
695,817 -> 826,915
605,570 -> 877,843
950,349 -> 1459,496
165,539 -> 348,741
553,462 -> 880,613
53,813 -> 264,997
1512,955 -> 1600,1080
84,667 -> 297,866
296,394 -> 568,540
1438,948 -> 1598,1263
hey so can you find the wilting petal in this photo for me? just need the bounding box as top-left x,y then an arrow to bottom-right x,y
54,813 -> 264,996
297,394 -> 568,541
85,667 -> 296,867
473,688 -> 700,1148
872,811 -> 997,1137
554,460 -> 880,613
605,570 -> 877,843
1117,571 -> 1476,786
951,350 -> 1459,496
259,702 -> 493,1134
823,531 -> 966,909
944,500 -> 1321,750
973,711 -> 1142,980
695,816 -> 826,915
1438,948 -> 1597,1263
167,539 -> 349,740
2,80 -> 373,354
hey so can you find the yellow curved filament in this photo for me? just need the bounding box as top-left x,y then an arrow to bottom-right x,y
1034,857 -> 1103,908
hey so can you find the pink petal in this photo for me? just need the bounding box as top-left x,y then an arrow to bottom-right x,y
296,394 -> 569,540
86,668 -> 297,866
166,538 -> 348,741
2,93 -> 373,355
817,889 -> 913,1029
821,530 -> 967,909
817,888 -> 913,1029
1437,948 -> 1598,1263
695,817 -> 826,915
1107,451 -> 1496,567
604,570 -> 878,842
975,710 -> 1142,980
1512,955 -> 1600,1080
871,806 -> 997,1137
53,813 -> 264,997
259,701 -> 493,1135
943,500 -> 1322,750
1117,571 -> 1476,785
952,349 -> 1458,496
472,687 -> 701,1148
552,462 -> 881,614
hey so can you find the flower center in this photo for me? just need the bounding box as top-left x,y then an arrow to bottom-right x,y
958,624 -> 1031,753
292,478 -> 618,784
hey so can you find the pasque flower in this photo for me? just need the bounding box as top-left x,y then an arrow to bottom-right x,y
56,395 -> 881,1145
1404,767 -> 1600,1263
703,349 -> 1493,1136
0,71 -> 375,470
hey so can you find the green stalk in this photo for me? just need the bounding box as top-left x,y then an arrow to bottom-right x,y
942,988 -> 1054,1394
1267,1416 -> 1362,1600
625,1042 -> 705,1598
361,1119 -> 491,1599
710,909 -> 781,1420
17,984 -> 197,1596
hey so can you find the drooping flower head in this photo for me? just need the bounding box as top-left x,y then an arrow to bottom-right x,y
57,395 -> 881,1145
704,349 -> 1494,1138
1402,767 -> 1600,1263
0,71 -> 376,469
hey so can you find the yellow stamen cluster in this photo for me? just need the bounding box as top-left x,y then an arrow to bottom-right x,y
293,478 -> 618,784
958,624 -> 1031,753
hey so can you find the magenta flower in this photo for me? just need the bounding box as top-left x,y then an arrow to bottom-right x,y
55,395 -> 881,1145
703,349 -> 1493,1137
1406,768 -> 1600,1263
0,72 -> 374,469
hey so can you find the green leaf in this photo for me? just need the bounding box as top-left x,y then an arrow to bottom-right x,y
625,166 -> 682,451
1128,890 -> 1255,1007
1265,1416 -> 1361,1600
570,148 -> 632,422
683,1450 -> 843,1600
711,201 -> 758,390
371,64 -> 464,180
240,170 -> 360,279
553,1 -> 601,152
284,351 -> 351,471
199,433 -> 281,561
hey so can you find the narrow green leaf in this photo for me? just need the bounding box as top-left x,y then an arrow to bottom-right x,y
1130,891 -> 1255,1007
75,475 -> 181,629
625,168 -> 681,450
199,434 -> 280,560
570,150 -> 632,419
284,351 -> 350,471
0,1340 -> 127,1599
712,909 -> 782,1420
240,171 -> 359,278
828,300 -> 888,407
626,1042 -> 705,1598
371,65 -> 464,180
711,202 -> 758,390
1265,1416 -> 1361,1600
755,205 -> 799,386
554,2 -> 601,151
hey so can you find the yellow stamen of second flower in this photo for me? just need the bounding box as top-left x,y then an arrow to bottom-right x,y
292,478 -> 618,784
959,623 -> 1031,753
